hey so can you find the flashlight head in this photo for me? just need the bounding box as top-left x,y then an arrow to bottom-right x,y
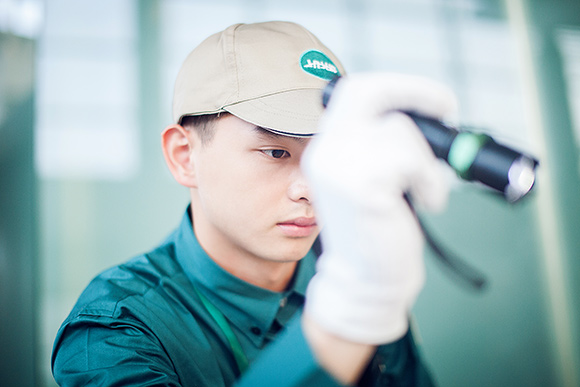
505,155 -> 538,203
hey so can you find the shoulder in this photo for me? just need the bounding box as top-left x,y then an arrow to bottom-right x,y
51,241 -> 190,386
66,238 -> 188,321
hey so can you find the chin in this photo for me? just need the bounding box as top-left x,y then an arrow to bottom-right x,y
273,239 -> 315,262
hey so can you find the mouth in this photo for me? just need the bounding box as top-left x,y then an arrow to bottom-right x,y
277,217 -> 318,238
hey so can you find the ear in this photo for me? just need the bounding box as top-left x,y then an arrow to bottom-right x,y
161,124 -> 199,188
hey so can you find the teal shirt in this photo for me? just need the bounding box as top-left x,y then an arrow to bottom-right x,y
52,207 -> 435,386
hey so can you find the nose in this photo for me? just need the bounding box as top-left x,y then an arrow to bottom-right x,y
287,166 -> 311,203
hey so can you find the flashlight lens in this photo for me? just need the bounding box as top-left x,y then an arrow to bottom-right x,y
506,156 -> 537,202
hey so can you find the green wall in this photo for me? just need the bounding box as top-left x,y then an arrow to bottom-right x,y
0,33 -> 39,387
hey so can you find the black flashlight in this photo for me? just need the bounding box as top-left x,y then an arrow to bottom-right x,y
322,77 -> 539,203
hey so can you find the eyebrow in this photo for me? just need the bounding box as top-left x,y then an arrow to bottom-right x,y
252,126 -> 310,145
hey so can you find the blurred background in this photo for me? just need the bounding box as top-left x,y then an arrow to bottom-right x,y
1,0 -> 579,386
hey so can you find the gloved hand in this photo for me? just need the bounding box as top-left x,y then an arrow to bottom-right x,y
302,73 -> 458,344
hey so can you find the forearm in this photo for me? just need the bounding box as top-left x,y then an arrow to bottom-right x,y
302,313 -> 376,386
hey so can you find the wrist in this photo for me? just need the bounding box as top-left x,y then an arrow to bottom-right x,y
305,257 -> 416,344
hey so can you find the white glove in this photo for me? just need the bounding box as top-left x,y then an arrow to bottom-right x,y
302,73 -> 458,344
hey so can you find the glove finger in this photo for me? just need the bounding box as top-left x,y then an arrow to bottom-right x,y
383,113 -> 449,211
326,73 -> 458,125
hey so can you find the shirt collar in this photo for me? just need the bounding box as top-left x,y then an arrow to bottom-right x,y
173,206 -> 316,346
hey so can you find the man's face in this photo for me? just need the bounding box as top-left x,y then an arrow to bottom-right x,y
189,114 -> 319,266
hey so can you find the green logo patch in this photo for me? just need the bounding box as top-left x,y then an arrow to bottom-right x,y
300,50 -> 340,80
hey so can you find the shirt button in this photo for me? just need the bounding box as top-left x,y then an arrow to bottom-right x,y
250,326 -> 262,335
279,297 -> 287,307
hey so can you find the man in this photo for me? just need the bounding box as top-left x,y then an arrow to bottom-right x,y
52,21 -> 456,386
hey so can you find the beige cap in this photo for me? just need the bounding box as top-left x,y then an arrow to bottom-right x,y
172,21 -> 345,136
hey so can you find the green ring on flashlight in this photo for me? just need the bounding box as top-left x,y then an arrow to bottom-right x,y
448,132 -> 491,178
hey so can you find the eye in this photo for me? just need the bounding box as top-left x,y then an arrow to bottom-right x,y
262,149 -> 290,159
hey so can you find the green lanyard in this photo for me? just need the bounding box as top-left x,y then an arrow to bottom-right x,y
193,286 -> 249,374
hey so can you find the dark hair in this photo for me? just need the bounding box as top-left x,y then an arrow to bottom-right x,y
180,112 -> 230,145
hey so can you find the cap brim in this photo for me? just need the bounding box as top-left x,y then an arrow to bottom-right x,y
223,88 -> 324,137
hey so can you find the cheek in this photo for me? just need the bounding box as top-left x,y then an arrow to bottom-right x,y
198,156 -> 283,221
